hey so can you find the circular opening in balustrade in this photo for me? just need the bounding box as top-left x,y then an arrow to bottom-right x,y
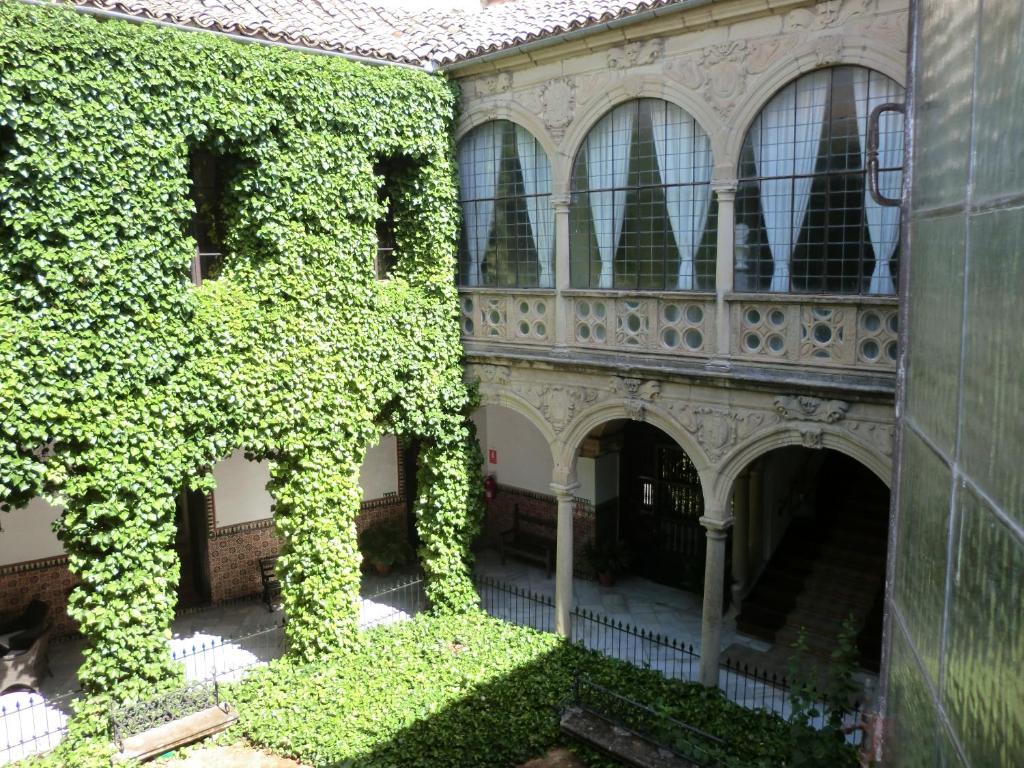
887,313 -> 898,334
520,301 -> 530,315
813,323 -> 832,344
767,334 -> 785,353
684,329 -> 702,350
861,339 -> 880,361
534,322 -> 546,337
745,308 -> 761,326
519,321 -> 530,335
862,312 -> 881,332
626,314 -> 641,333
595,324 -> 607,342
744,333 -> 761,351
768,309 -> 785,327
686,305 -> 704,324
536,301 -> 546,314
462,297 -> 474,312
463,319 -> 474,334
663,304 -> 680,324
594,303 -> 606,319
489,310 -> 501,324
578,301 -> 590,318
813,307 -> 832,320
886,340 -> 898,361
662,328 -> 679,348
577,323 -> 590,340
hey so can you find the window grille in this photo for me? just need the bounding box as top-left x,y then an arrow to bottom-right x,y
457,120 -> 553,288
188,149 -> 227,285
735,66 -> 904,295
570,99 -> 716,291
373,158 -> 401,280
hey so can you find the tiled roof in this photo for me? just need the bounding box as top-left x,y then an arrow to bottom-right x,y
71,0 -> 694,67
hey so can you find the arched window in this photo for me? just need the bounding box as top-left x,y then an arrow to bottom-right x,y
570,99 -> 715,291
735,66 -> 905,294
457,121 -> 553,288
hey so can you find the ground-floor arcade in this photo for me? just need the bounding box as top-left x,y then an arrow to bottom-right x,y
469,360 -> 895,685
1,360 -> 895,692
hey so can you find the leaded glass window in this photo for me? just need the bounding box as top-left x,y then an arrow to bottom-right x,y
735,66 -> 905,294
570,99 -> 716,291
457,120 -> 553,288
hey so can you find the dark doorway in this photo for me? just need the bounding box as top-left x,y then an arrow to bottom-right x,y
735,450 -> 889,671
174,488 -> 211,608
617,422 -> 718,595
402,437 -> 422,548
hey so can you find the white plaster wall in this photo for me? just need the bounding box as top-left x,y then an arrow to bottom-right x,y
212,451 -> 275,527
359,435 -> 399,500
481,405 -> 553,495
594,453 -> 620,505
0,497 -> 65,565
576,457 -> 596,503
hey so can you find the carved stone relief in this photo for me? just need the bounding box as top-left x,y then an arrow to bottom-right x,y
613,377 -> 660,422
516,383 -> 600,434
474,364 -> 511,386
608,39 -> 664,69
784,0 -> 876,32
466,73 -> 512,100
812,35 -> 845,67
862,12 -> 909,54
670,403 -> 772,462
846,421 -> 895,457
663,38 -> 783,119
518,77 -> 577,141
774,395 -> 849,423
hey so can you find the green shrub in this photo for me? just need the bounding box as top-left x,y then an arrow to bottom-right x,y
230,613 -> 856,767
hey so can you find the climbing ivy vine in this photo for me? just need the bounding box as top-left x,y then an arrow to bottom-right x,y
0,2 -> 482,699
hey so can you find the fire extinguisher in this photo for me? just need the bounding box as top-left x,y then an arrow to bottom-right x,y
483,474 -> 497,501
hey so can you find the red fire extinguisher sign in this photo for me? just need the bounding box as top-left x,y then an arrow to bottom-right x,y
488,449 -> 497,464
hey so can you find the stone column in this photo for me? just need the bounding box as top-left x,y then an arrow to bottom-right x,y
710,183 -> 737,367
552,480 -> 580,637
748,463 -> 764,575
731,473 -> 750,609
552,194 -> 571,349
698,515 -> 732,687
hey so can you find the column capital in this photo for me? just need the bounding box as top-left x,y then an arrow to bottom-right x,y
699,515 -> 734,535
550,481 -> 580,500
712,181 -> 737,200
551,194 -> 571,210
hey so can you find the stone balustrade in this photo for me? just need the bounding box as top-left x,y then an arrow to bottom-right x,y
458,288 -> 899,375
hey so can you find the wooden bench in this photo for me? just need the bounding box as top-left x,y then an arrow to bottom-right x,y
559,676 -> 727,768
110,678 -> 238,764
259,555 -> 280,612
499,504 -> 555,578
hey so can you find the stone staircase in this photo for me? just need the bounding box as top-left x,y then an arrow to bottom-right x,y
735,461 -> 889,672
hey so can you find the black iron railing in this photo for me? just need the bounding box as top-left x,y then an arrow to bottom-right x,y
0,688 -> 78,765
571,608 -> 700,683
474,574 -> 555,633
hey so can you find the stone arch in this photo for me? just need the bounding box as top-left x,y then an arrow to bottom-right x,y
720,40 -> 907,174
554,399 -> 714,497
476,388 -> 559,450
455,108 -> 560,191
707,423 -> 892,513
556,77 -> 722,198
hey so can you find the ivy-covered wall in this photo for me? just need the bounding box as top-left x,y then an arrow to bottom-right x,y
0,2 -> 482,699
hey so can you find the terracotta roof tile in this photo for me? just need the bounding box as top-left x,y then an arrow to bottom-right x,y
70,0 -> 694,67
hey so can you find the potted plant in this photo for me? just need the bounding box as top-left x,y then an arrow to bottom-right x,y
583,537 -> 631,587
359,521 -> 412,576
